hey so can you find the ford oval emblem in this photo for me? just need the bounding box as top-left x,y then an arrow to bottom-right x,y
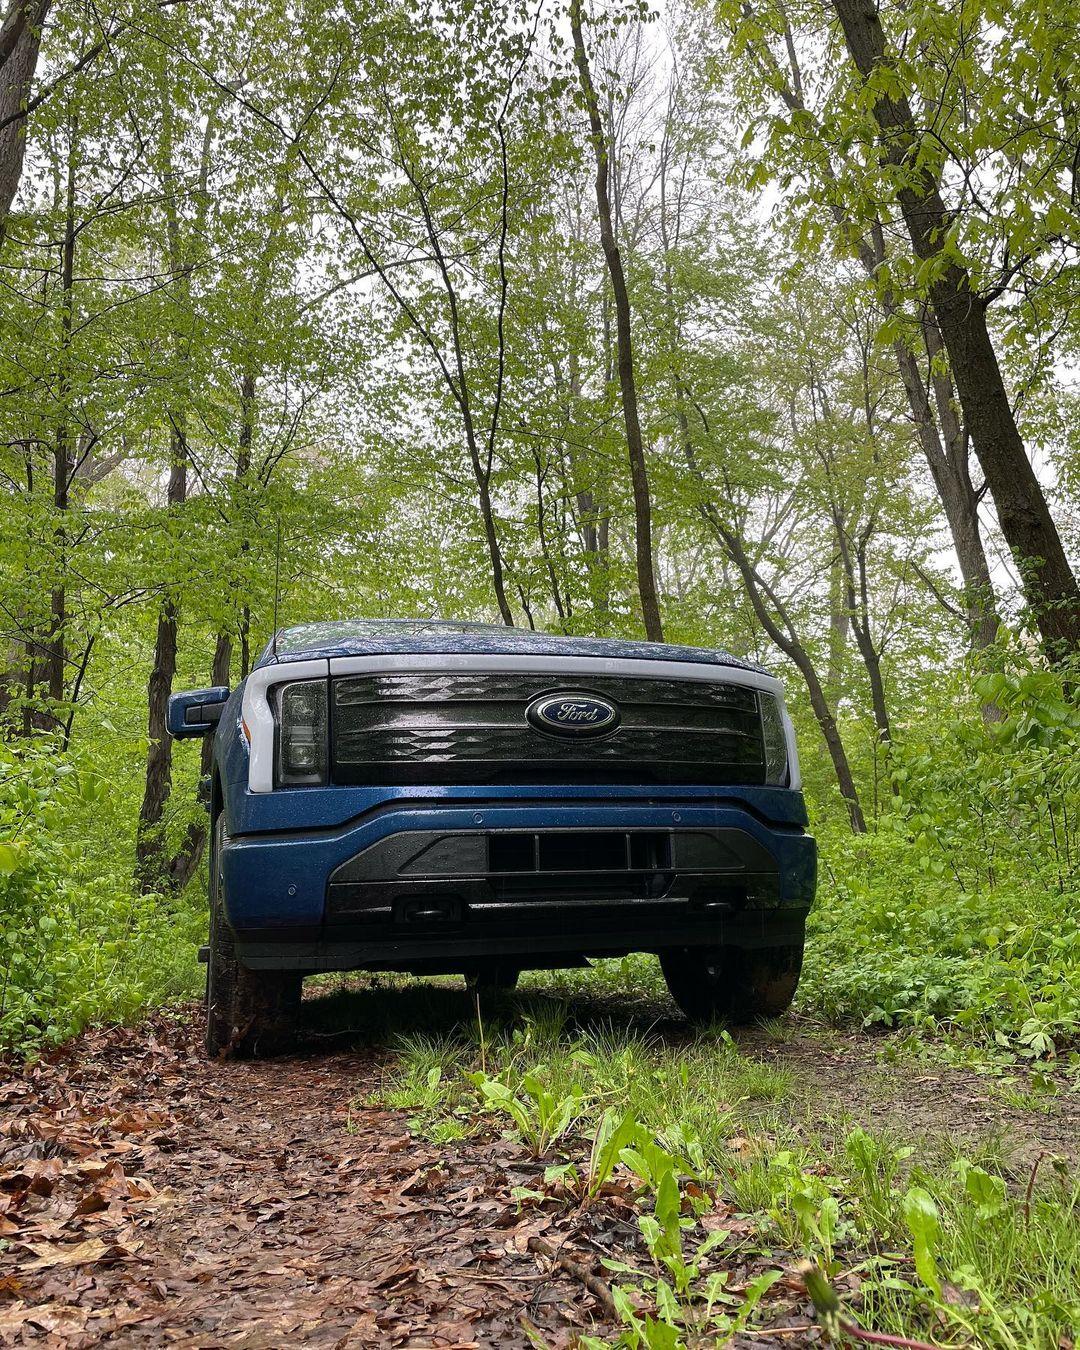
526,691 -> 621,739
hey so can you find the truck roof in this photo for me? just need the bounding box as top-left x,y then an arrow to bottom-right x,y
255,619 -> 765,673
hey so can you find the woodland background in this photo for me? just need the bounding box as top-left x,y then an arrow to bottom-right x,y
1,0 -> 1079,1064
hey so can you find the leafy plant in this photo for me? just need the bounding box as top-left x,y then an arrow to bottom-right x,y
601,1160 -> 781,1346
468,1066 -> 586,1156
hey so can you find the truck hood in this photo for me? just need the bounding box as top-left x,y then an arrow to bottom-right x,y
256,622 -> 766,675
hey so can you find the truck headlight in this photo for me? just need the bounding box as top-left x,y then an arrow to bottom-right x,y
275,679 -> 328,786
759,692 -> 790,786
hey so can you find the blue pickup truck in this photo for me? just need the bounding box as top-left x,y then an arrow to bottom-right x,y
168,619 -> 816,1055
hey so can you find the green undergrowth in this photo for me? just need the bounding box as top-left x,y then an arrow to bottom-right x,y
800,832 -> 1080,1058
797,659 -> 1080,1058
363,999 -> 1080,1348
0,739 -> 204,1057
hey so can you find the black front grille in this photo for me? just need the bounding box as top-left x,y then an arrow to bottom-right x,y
330,672 -> 765,786
326,825 -> 780,922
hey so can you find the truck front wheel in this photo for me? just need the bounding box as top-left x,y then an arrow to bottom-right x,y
205,815 -> 303,1057
659,943 -> 803,1025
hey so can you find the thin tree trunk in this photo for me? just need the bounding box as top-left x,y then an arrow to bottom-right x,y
683,451 -> 866,831
889,335 -> 997,649
570,0 -> 663,641
837,529 -> 890,747
532,448 -> 568,625
162,372 -> 254,887
566,342 -> 610,625
166,630 -> 231,891
834,0 -> 1080,658
135,428 -> 186,892
45,113 -> 76,720
919,318 -> 1000,653
750,18 -> 1002,654
240,605 -> 251,678
378,106 -> 515,626
826,540 -> 849,702
729,528 -> 866,832
135,81 -> 213,891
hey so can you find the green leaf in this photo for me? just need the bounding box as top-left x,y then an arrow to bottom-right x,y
0,842 -> 24,875
902,1187 -> 942,1297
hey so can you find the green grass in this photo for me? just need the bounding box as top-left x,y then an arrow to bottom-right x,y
357,983 -> 1080,1348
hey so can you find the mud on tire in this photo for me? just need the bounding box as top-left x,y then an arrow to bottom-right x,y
660,942 -> 803,1025
205,815 -> 302,1057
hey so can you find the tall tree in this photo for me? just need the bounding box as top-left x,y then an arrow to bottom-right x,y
570,0 -> 664,641
830,0 -> 1080,658
135,64 -> 216,892
722,4 -> 1001,654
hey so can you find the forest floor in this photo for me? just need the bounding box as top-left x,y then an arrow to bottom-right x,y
1,982 -> 1077,1348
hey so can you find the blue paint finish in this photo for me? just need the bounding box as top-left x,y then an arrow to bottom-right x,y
220,798 -> 816,931
227,782 -> 809,834
254,619 -> 766,674
166,687 -> 230,738
213,687 -> 252,833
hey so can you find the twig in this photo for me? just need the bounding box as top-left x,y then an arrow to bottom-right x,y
839,1325 -> 944,1349
527,1235 -> 618,1318
1023,1150 -> 1046,1225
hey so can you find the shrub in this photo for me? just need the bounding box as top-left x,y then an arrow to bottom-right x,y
0,739 -> 202,1056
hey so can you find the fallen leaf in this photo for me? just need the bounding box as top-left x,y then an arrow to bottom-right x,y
19,1237 -> 110,1271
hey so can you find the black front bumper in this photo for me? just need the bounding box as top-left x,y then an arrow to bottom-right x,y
231,820 -> 815,973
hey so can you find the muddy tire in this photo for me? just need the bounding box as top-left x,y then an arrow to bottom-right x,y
205,815 -> 302,1058
463,962 -> 521,994
660,943 -> 803,1025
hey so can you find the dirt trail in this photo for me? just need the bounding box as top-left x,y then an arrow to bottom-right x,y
1,986 -> 1076,1347
1,1014 -> 630,1346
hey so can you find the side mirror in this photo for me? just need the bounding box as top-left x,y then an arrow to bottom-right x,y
167,687 -> 231,739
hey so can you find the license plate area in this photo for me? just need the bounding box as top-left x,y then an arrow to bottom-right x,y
489,830 -> 671,874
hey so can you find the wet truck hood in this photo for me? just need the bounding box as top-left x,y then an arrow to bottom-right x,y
255,621 -> 766,673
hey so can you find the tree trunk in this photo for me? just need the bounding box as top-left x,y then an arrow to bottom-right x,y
45,114 -> 76,720
135,429 -> 186,893
919,318 -> 1000,652
532,449 -> 568,624
754,20 -> 1003,654
166,630 -> 231,892
0,0 -> 49,246
839,533 -> 891,747
162,377 -> 253,888
570,0 -> 663,642
135,81 -> 216,890
683,452 -> 866,831
890,333 -> 998,651
567,342 -> 611,626
834,0 -> 1080,658
826,540 -> 849,702
736,538 -> 867,833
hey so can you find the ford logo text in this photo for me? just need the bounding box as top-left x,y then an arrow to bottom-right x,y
526,691 -> 621,738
